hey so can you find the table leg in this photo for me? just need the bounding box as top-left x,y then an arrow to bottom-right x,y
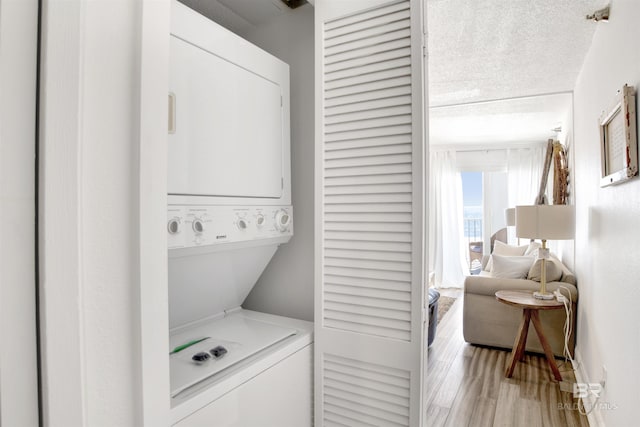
506,309 -> 531,378
517,311 -> 530,362
530,310 -> 563,381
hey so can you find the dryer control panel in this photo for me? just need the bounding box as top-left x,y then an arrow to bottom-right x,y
167,205 -> 293,250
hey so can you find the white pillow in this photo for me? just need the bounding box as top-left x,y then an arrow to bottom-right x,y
490,254 -> 535,279
493,240 -> 529,256
524,241 -> 542,256
528,257 -> 563,282
485,241 -> 529,271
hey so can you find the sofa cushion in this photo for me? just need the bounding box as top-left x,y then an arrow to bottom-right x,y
485,241 -> 529,271
490,254 -> 534,279
528,257 -> 563,282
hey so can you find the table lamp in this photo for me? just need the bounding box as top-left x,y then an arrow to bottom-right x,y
504,208 -> 516,227
515,205 -> 575,299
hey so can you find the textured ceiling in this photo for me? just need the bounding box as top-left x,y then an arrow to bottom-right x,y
428,0 -> 603,107
429,93 -> 572,145
427,0 -> 605,145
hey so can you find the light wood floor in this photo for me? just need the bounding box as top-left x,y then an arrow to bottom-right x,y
425,289 -> 589,427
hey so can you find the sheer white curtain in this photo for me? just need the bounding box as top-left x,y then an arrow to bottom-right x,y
506,145 -> 545,242
507,145 -> 545,206
429,151 -> 467,288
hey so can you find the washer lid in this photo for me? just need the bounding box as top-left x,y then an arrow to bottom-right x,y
169,312 -> 297,397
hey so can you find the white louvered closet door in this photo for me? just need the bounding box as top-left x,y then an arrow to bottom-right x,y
315,0 -> 428,426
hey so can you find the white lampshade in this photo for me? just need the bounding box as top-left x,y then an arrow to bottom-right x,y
515,205 -> 575,240
505,208 -> 516,227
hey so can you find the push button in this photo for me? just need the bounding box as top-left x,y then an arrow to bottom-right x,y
210,345 -> 227,359
192,352 -> 211,364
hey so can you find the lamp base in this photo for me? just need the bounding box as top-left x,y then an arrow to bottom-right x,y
533,291 -> 555,300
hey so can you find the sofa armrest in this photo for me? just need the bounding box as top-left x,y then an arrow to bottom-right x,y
464,275 -> 578,300
551,255 -> 577,285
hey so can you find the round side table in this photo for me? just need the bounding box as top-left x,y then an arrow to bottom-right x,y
495,290 -> 564,381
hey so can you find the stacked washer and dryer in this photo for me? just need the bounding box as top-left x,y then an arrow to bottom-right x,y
166,2 -> 312,425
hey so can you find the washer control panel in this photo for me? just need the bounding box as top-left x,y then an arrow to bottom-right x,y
167,205 -> 293,249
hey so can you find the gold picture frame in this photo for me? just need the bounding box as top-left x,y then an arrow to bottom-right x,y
599,84 -> 638,187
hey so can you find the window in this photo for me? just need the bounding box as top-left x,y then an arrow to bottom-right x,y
462,172 -> 483,273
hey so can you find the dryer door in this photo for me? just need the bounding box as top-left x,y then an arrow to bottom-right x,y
168,35 -> 284,199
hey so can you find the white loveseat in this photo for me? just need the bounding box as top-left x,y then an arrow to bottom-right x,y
463,243 -> 577,357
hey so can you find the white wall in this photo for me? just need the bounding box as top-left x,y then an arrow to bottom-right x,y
0,0 -> 39,425
573,1 -> 640,424
242,5 -> 315,322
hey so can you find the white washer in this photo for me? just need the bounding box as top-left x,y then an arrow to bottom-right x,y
167,205 -> 312,426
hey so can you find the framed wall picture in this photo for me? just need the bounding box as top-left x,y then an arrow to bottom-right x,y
599,84 -> 638,187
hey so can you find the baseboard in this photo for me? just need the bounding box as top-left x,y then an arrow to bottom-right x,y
572,349 -> 605,427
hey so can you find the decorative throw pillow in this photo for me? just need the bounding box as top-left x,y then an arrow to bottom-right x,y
493,240 -> 529,256
528,257 -> 563,282
485,241 -> 529,271
490,254 -> 535,279
524,241 -> 542,256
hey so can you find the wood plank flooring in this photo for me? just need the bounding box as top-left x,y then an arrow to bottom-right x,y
425,289 -> 589,427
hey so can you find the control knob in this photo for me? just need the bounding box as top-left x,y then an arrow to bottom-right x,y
255,214 -> 265,228
274,209 -> 291,232
237,218 -> 248,230
192,218 -> 205,234
167,218 -> 181,234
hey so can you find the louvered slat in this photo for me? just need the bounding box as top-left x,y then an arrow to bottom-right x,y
324,248 -> 411,262
325,37 -> 411,67
325,86 -> 411,109
325,211 -> 411,222
324,202 -> 411,213
324,220 -> 411,232
325,193 -> 411,205
324,269 -> 410,285
325,65 -> 410,94
325,57 -> 411,83
325,145 -> 412,162
322,355 -> 410,425
325,293 -> 410,312
326,154 -> 411,171
325,104 -> 411,126
324,240 -> 411,253
325,16 -> 410,48
324,3 -> 410,38
325,27 -> 411,58
324,317 -> 408,341
324,283 -> 410,302
325,134 -> 411,151
325,113 -> 411,134
325,266 -> 410,282
324,164 -> 412,178
324,257 -> 410,273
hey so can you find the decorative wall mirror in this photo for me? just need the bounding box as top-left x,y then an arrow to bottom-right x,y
599,84 -> 638,187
